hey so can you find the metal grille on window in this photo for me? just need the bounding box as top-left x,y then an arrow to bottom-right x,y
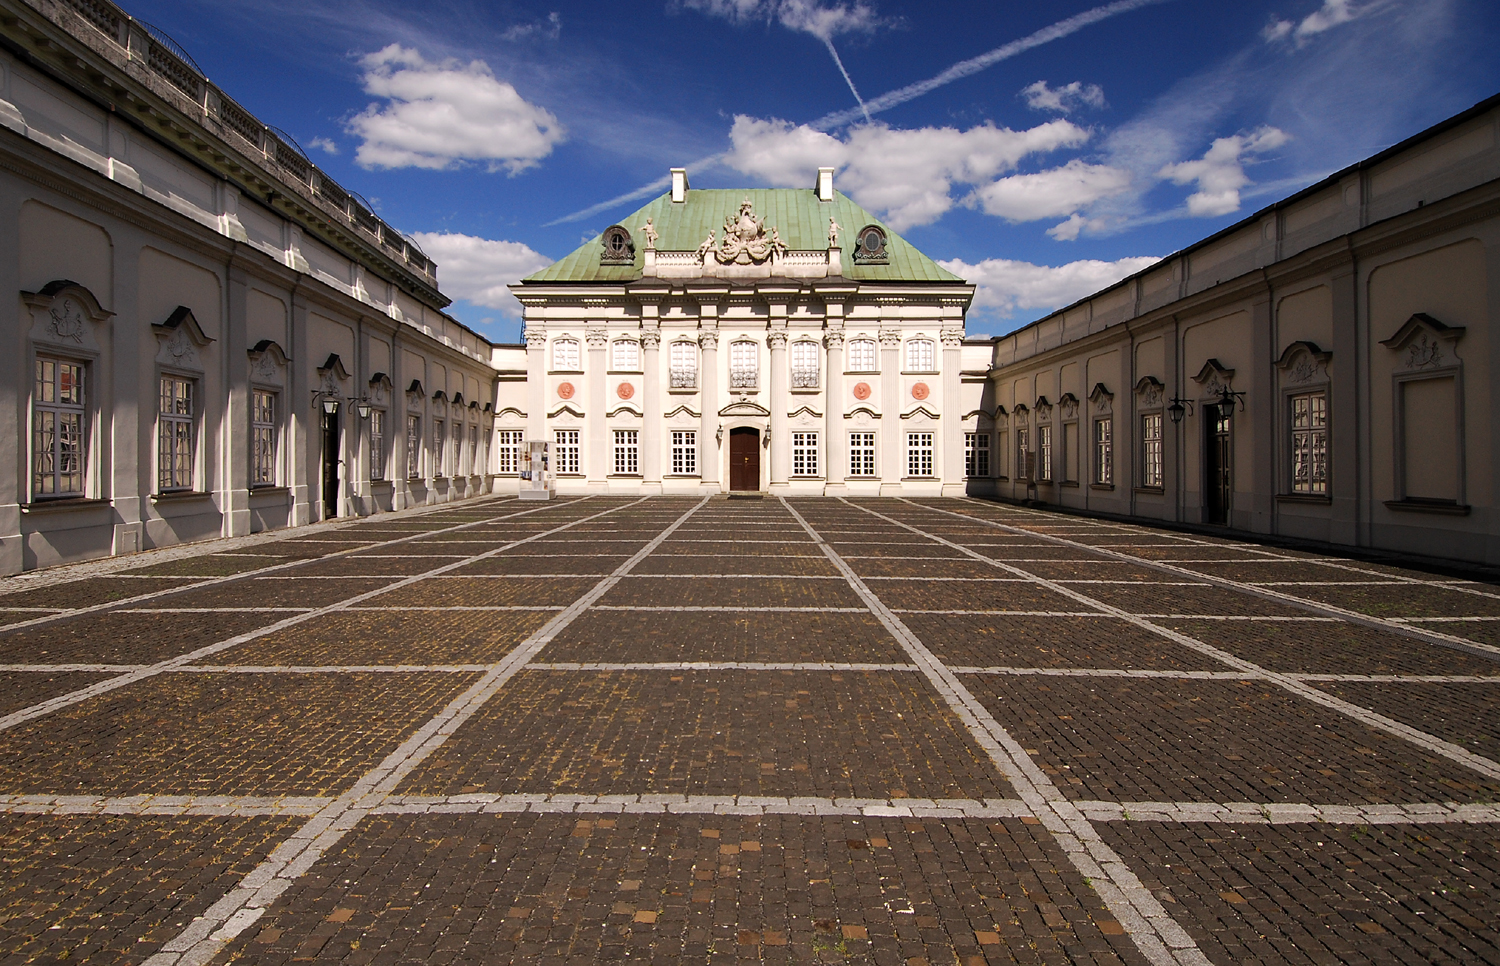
1291,392 -> 1328,494
552,339 -> 580,370
33,357 -> 86,498
1094,418 -> 1113,485
965,432 -> 989,478
554,430 -> 580,474
790,341 -> 819,389
252,389 -> 277,486
407,416 -> 422,479
433,420 -> 445,476
613,429 -> 639,474
906,432 -> 934,477
669,342 -> 697,388
158,375 -> 195,492
1038,425 -> 1053,481
905,339 -> 934,372
1141,413 -> 1163,488
370,410 -> 386,481
792,432 -> 819,476
612,341 -> 640,371
729,340 -> 758,389
671,430 -> 697,475
497,430 -> 524,474
847,339 -> 876,372
849,432 -> 875,476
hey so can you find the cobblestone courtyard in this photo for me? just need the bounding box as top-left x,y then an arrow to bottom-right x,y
2,495 -> 1499,966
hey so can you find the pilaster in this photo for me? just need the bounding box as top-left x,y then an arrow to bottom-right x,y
823,327 -> 845,495
940,328 -> 965,495
585,325 -> 608,488
698,305 -> 721,488
878,328 -> 902,494
641,324 -> 663,493
768,326 -> 789,491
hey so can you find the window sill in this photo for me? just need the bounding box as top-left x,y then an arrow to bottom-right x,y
664,474 -> 701,479
371,480 -> 393,489
1276,492 -> 1331,505
555,473 -> 585,478
844,371 -> 879,376
1058,480 -> 1080,488
1089,483 -> 1115,491
249,486 -> 289,496
548,369 -> 584,376
789,476 -> 824,481
607,370 -> 643,376
607,474 -> 642,479
667,387 -> 699,394
901,476 -> 938,481
790,387 -> 822,393
845,475 -> 878,481
151,490 -> 211,503
1383,498 -> 1470,516
900,371 -> 939,376
1134,486 -> 1165,495
21,497 -> 111,513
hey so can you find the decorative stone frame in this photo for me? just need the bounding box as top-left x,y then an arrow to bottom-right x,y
367,372 -> 395,484
1088,383 -> 1115,490
600,224 -> 635,265
248,340 -> 291,490
668,338 -> 699,391
152,307 -> 217,498
21,280 -> 114,506
550,337 -> 583,374
609,338 -> 642,374
1380,313 -> 1469,513
1133,376 -> 1165,493
728,338 -> 760,391
1011,402 -> 1032,482
1274,341 -> 1333,503
1192,358 -> 1236,404
790,338 -> 821,391
994,405 -> 1009,481
1057,392 -> 1080,486
852,224 -> 889,265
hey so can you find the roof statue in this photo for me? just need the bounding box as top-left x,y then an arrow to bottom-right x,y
640,217 -> 658,250
715,198 -> 786,265
695,229 -> 715,261
828,217 -> 841,249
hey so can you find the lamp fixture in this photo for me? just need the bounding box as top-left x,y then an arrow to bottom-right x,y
1167,396 -> 1194,424
313,390 -> 341,416
1217,386 -> 1247,412
355,398 -> 373,420
715,426 -> 724,445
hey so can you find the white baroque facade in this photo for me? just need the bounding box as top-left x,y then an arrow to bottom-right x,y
508,170 -> 978,495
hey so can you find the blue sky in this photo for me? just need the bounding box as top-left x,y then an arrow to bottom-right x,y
120,0 -> 1499,341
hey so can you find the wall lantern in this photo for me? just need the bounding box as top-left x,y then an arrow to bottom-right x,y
355,399 -> 373,420
313,390 -> 341,416
1167,396 -> 1193,424
715,426 -> 724,445
1217,387 -> 1247,412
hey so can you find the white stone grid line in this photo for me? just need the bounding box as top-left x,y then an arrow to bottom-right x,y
781,498 -> 1211,966
866,500 -> 1500,785
928,500 -> 1500,660
139,496 -> 712,966
526,662 -> 919,673
0,498 -> 621,734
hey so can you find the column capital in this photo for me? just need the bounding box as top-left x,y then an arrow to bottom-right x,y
768,330 -> 789,350
698,330 -> 719,350
642,330 -> 661,349
585,327 -> 609,349
879,329 -> 902,347
524,326 -> 547,348
940,329 -> 964,348
823,330 -> 844,349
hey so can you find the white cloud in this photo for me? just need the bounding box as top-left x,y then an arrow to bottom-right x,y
725,115 -> 1090,230
969,159 -> 1132,223
501,11 -> 562,41
411,232 -> 553,318
1265,0 -> 1364,45
940,255 -> 1161,322
349,45 -> 564,173
680,0 -> 880,39
308,136 -> 338,155
1158,125 -> 1290,216
1021,80 -> 1105,113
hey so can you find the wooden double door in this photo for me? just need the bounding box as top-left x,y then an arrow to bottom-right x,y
729,427 -> 761,491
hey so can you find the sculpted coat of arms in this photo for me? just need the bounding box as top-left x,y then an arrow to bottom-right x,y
710,199 -> 787,265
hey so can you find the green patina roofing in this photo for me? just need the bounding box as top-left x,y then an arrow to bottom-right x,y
523,188 -> 964,284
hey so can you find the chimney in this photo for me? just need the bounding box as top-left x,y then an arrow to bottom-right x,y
671,168 -> 689,203
816,166 -> 835,202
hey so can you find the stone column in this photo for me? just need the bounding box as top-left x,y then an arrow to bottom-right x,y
823,328 -> 844,494
585,325 -> 608,488
940,328 -> 965,495
1328,262 -> 1360,548
524,323 -> 547,446
289,293 -> 312,526
222,263 -> 252,536
641,327 -> 662,493
768,328 -> 789,491
699,327 -> 720,489
879,328 -> 903,494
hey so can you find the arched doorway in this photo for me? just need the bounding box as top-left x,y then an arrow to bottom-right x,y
729,427 -> 761,491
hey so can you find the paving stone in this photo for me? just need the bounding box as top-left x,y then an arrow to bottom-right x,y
400,670 -> 1010,801
369,576 -> 599,607
447,555 -> 632,575
0,670 -> 117,716
598,576 -> 862,608
901,614 -> 1226,670
206,610 -> 553,666
0,814 -> 298,965
1277,583 -> 1500,619
0,577 -> 199,610
631,555 -> 840,576
870,579 -> 1088,613
138,577 -> 398,610
0,672 -> 482,797
1162,619 -> 1500,677
118,555 -> 276,577
968,676 -> 1500,804
545,611 -> 909,664
1312,681 -> 1500,762
1096,821 -> 1500,965
0,610 -> 287,664
1070,583 -> 1313,617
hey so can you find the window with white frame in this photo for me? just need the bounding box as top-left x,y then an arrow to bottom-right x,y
965,432 -> 990,478
671,430 -> 697,475
433,419 -> 446,476
1290,391 -> 1328,494
612,340 -> 640,371
453,421 -> 465,475
790,341 -> 820,389
1038,425 -> 1053,481
554,429 -> 580,474
370,409 -> 386,481
792,432 -> 819,476
1094,418 -> 1113,485
613,429 -> 639,474
251,389 -> 278,486
158,374 -> 196,492
905,339 -> 935,372
1016,427 -> 1031,480
847,339 -> 877,372
407,415 -> 422,479
1141,412 -> 1163,488
552,338 -> 581,370
497,430 -> 524,474
849,432 -> 876,476
730,340 -> 758,389
906,432 -> 934,477
33,356 -> 87,499
468,425 -> 479,475
669,341 -> 697,388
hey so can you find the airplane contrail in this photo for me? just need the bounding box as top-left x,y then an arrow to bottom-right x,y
823,37 -> 873,124
546,0 -> 1174,226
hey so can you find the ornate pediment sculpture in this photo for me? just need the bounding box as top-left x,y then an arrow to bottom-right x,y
713,198 -> 787,265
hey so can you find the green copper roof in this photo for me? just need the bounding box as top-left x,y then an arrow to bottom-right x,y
522,188 -> 964,284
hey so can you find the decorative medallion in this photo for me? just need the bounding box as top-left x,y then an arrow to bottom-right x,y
557,382 -> 575,400
710,198 -> 787,265
852,382 -> 872,401
48,299 -> 87,343
616,382 -> 635,400
911,382 -> 930,401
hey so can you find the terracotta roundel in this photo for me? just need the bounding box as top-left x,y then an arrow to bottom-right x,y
911,382 -> 930,401
852,382 -> 872,401
616,381 -> 635,400
556,381 -> 575,400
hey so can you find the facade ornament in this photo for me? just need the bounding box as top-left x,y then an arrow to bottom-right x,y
524,326 -> 548,347
48,299 -> 87,343
713,199 -> 786,265
823,330 -> 844,349
695,230 -> 716,263
557,382 -> 575,399
640,217 -> 658,250
585,327 -> 609,349
911,382 -> 930,401
698,329 -> 719,350
767,330 -> 788,350
641,330 -> 661,349
828,217 -> 841,248
1059,393 -> 1078,420
1404,333 -> 1443,369
852,382 -> 872,401
1380,313 -> 1464,373
617,382 -> 635,400
251,353 -> 279,383
878,329 -> 902,347
940,329 -> 964,348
